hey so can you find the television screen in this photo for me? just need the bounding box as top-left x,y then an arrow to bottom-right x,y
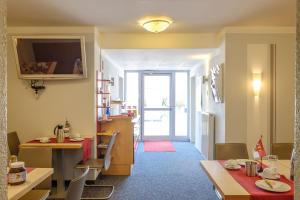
13,36 -> 87,80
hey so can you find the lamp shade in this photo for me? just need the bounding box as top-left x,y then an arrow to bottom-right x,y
142,19 -> 171,33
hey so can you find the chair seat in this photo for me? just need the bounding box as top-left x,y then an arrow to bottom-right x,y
76,159 -> 104,170
19,189 -> 50,200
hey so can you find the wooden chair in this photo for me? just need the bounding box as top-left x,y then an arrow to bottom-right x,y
215,143 -> 249,160
7,131 -> 21,156
76,132 -> 118,200
272,143 -> 294,159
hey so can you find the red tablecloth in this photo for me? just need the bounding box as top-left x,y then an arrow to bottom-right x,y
27,138 -> 92,162
219,161 -> 294,200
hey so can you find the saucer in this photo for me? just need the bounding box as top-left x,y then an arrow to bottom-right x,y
224,164 -> 241,170
70,138 -> 84,142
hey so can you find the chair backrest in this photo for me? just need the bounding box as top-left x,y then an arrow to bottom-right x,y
19,147 -> 52,189
7,131 -> 20,156
215,143 -> 249,160
66,166 -> 89,200
272,143 -> 294,159
103,132 -> 118,171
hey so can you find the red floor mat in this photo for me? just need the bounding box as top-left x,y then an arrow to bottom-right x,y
144,141 -> 176,152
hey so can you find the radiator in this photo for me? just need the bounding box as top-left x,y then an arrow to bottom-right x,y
201,112 -> 215,160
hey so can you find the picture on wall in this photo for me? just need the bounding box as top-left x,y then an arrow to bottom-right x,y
210,63 -> 224,103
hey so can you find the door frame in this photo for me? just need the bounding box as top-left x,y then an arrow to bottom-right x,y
125,70 -> 190,141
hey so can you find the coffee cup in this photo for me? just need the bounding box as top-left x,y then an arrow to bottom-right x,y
263,167 -> 277,178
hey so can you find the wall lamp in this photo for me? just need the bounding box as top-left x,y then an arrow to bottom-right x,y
252,73 -> 262,97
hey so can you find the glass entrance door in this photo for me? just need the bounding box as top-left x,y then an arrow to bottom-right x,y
142,73 -> 172,139
125,70 -> 189,141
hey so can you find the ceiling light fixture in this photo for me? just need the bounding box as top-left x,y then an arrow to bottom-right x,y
141,18 -> 172,33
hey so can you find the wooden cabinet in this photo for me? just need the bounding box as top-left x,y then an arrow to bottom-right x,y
97,115 -> 136,175
96,71 -> 140,175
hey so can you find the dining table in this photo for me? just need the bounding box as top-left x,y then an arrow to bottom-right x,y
8,168 -> 54,200
19,137 -> 92,198
200,160 -> 293,200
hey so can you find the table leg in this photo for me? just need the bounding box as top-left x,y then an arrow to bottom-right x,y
48,149 -> 66,199
56,149 -> 65,195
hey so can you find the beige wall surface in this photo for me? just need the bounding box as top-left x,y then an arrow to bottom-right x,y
99,33 -> 218,49
224,33 -> 295,148
7,27 -> 97,143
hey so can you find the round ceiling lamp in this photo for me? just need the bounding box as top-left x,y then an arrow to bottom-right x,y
141,18 -> 172,33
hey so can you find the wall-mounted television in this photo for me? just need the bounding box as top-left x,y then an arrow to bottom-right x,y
12,36 -> 87,80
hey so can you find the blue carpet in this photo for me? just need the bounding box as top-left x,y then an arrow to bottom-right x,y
85,142 -> 218,200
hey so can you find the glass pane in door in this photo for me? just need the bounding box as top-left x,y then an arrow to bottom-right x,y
144,110 -> 170,136
175,72 -> 188,136
143,75 -> 170,137
144,76 -> 170,108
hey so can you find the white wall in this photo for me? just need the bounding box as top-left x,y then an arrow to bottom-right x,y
246,44 -> 271,155
7,27 -> 97,143
102,54 -> 124,100
206,41 -> 226,143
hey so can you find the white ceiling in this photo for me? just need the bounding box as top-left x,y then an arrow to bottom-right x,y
8,0 -> 296,33
103,49 -> 215,70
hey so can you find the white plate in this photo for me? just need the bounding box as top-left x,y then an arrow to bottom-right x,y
258,173 -> 280,180
70,138 -> 84,142
255,180 -> 291,192
224,164 -> 241,170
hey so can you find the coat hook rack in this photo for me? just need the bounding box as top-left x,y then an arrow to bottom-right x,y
30,80 -> 46,95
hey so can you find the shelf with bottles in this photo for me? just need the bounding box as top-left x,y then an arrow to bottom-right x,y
97,92 -> 111,95
97,106 -> 111,108
97,79 -> 111,82
110,100 -> 123,105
